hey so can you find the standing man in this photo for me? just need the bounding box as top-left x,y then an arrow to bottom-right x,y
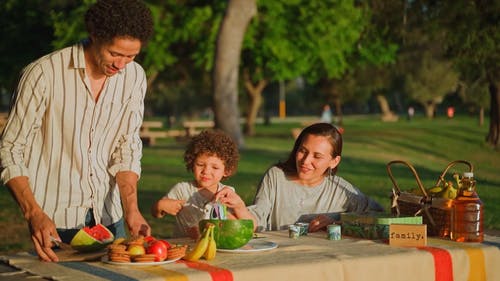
0,0 -> 154,262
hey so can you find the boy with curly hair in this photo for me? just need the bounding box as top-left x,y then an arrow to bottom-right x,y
151,130 -> 241,238
0,0 -> 153,261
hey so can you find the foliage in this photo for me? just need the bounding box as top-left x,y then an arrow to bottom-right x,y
243,0 -> 367,84
0,0 -> 55,99
404,51 -> 459,116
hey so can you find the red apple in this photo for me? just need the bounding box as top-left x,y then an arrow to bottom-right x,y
146,240 -> 168,261
158,239 -> 171,250
144,235 -> 156,243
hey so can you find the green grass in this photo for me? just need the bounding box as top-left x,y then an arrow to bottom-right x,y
0,115 -> 498,254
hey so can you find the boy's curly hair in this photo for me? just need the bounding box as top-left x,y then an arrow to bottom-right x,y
184,130 -> 239,180
84,0 -> 153,45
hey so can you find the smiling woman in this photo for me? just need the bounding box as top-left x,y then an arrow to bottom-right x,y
216,122 -> 385,233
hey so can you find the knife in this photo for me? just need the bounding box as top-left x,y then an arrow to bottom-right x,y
51,236 -> 73,251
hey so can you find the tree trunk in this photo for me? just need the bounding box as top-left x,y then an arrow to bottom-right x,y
243,69 -> 268,136
375,94 -> 398,122
213,0 -> 257,148
485,81 -> 499,147
424,103 -> 436,119
333,97 -> 343,126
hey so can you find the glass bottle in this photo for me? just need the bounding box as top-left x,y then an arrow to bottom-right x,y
450,172 -> 484,242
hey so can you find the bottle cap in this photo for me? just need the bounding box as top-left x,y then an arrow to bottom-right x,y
463,172 -> 474,178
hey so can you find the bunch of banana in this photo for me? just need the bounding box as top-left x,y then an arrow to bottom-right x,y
183,223 -> 216,261
426,185 -> 444,196
440,181 -> 458,199
203,223 -> 216,260
425,181 -> 458,200
453,173 -> 463,190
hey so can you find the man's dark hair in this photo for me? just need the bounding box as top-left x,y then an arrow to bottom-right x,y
84,0 -> 153,45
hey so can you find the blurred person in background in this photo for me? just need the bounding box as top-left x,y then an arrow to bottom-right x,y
320,104 -> 332,123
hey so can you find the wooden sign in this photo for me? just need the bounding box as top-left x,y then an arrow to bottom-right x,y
389,224 -> 427,247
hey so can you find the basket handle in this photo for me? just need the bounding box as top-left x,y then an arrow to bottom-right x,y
386,160 -> 429,200
434,160 -> 474,187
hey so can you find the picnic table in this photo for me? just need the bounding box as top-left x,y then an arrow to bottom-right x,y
140,120 -> 214,145
182,120 -> 214,137
140,121 -> 182,146
1,231 -> 499,281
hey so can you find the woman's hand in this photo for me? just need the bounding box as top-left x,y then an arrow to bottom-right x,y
308,214 -> 333,232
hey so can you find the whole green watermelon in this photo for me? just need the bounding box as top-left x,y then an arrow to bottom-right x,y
199,219 -> 254,249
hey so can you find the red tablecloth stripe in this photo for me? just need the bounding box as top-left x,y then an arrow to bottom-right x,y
419,247 -> 453,281
179,260 -> 233,281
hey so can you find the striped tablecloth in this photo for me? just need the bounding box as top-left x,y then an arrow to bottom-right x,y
2,231 -> 499,281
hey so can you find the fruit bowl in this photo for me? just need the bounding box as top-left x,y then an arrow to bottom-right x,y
199,219 -> 254,249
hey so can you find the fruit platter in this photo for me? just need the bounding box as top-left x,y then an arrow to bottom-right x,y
105,235 -> 187,264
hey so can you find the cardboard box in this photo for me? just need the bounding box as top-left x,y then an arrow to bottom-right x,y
341,212 -> 423,225
340,212 -> 423,240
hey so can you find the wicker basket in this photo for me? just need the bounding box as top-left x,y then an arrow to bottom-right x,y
387,160 -> 473,237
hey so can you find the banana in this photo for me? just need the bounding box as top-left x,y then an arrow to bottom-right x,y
453,173 -> 462,189
441,181 -> 458,199
426,186 -> 443,195
203,224 -> 216,260
183,224 -> 211,261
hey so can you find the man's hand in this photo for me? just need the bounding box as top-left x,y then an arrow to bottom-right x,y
28,209 -> 60,262
116,171 -> 151,237
125,210 -> 151,237
6,176 -> 60,262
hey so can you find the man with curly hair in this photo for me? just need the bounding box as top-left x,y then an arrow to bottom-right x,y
151,130 -> 242,239
0,0 -> 153,261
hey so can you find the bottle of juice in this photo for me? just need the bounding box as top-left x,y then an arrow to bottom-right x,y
450,172 -> 483,242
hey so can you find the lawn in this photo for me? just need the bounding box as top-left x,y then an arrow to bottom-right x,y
0,114 -> 498,254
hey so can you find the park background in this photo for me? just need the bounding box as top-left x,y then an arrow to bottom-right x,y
0,0 -> 498,254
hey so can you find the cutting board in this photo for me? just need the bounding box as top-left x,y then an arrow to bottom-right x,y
55,249 -> 107,262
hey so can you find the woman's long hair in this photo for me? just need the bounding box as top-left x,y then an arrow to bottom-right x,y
277,122 -> 343,177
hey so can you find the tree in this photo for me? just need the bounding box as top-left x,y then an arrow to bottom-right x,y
0,0 -> 57,108
213,0 -> 257,146
404,51 -> 459,118
240,0 -> 368,135
437,1 -> 500,147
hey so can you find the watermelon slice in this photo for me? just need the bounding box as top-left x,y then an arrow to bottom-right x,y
70,224 -> 114,252
199,219 -> 254,249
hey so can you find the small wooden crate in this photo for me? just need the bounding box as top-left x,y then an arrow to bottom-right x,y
387,160 -> 473,237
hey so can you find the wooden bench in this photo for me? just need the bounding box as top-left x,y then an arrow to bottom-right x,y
140,121 -> 182,146
182,120 -> 214,137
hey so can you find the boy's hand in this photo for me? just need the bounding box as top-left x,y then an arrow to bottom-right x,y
151,198 -> 186,217
215,188 -> 245,209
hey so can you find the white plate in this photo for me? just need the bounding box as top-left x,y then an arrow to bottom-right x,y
102,256 -> 181,266
217,239 -> 278,253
